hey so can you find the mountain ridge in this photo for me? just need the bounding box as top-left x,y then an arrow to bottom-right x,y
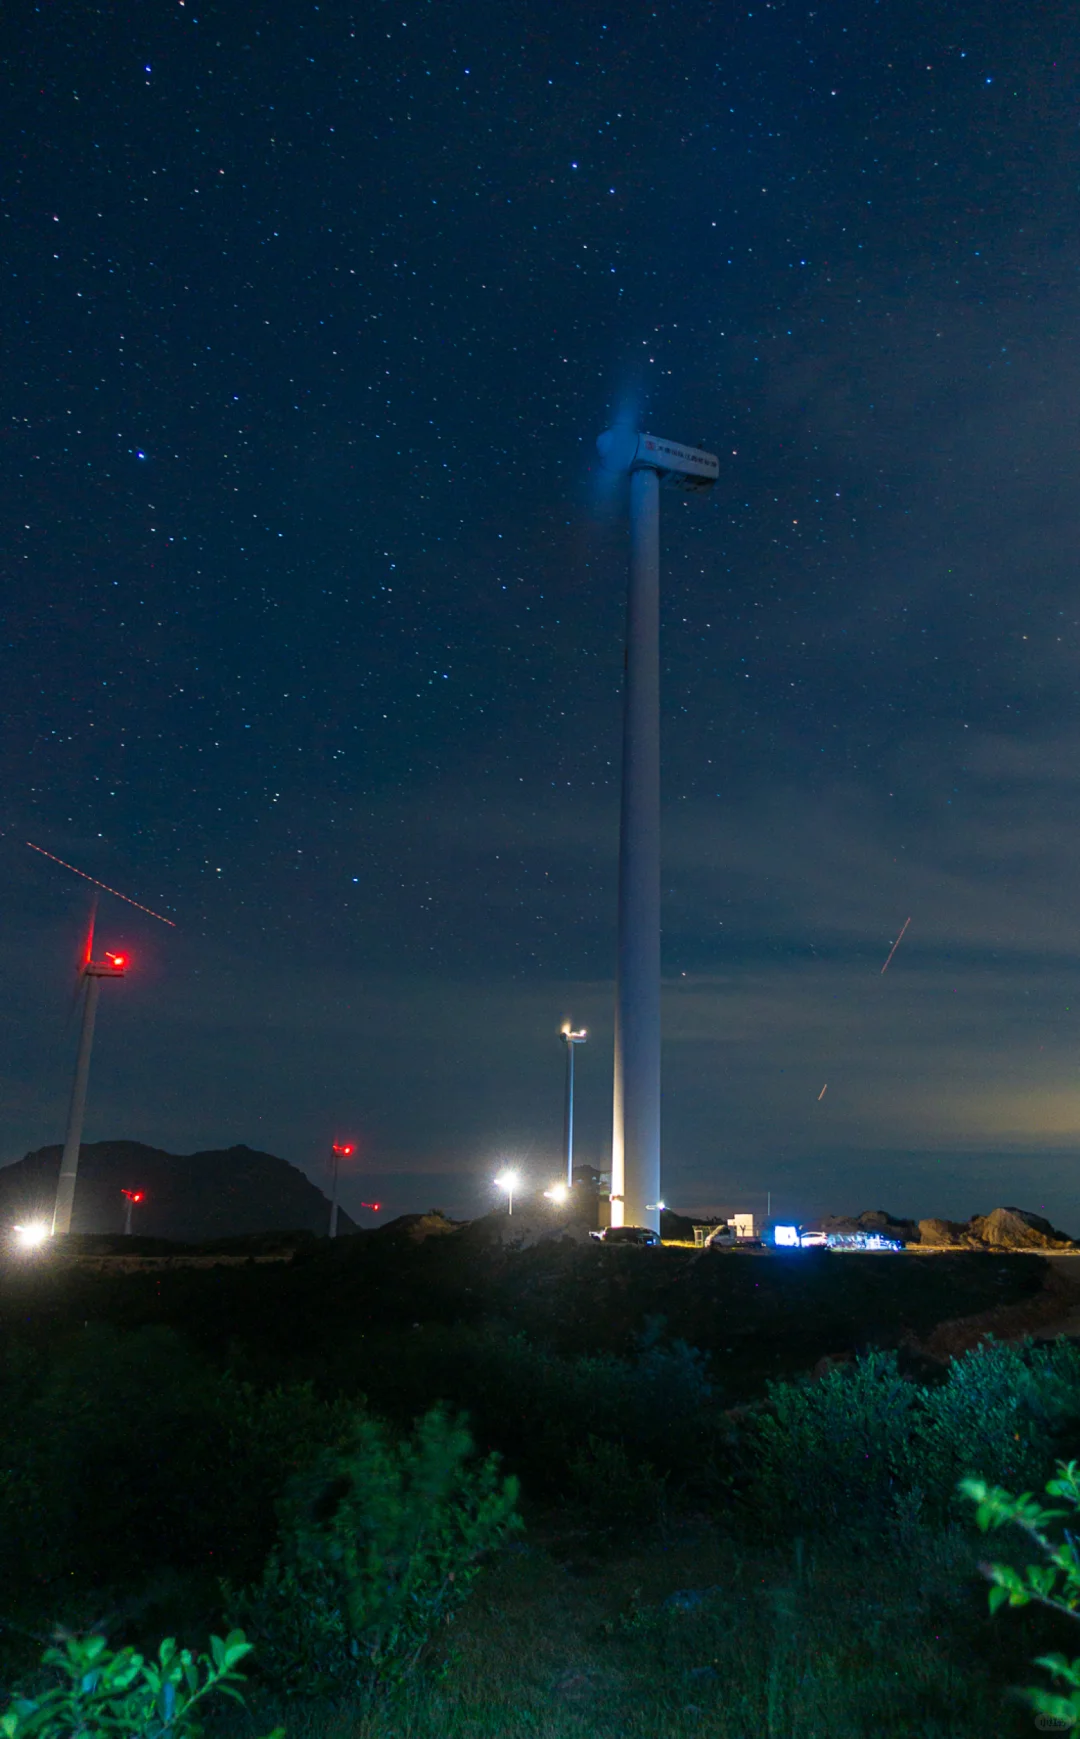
0,1140 -> 355,1241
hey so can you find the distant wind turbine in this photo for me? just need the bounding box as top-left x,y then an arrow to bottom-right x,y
27,843 -> 175,1236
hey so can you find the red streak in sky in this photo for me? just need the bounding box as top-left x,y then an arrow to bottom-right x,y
27,842 -> 176,926
880,916 -> 912,974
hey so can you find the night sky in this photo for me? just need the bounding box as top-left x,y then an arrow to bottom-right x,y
3,1 -> 1080,1229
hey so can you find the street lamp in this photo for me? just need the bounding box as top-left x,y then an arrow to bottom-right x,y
494,1168 -> 520,1215
329,1142 -> 354,1239
560,1025 -> 587,1188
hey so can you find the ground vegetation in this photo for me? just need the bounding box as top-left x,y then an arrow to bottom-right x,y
2,1231 -> 1080,1734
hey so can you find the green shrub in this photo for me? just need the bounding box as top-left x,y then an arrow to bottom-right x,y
744,1350 -> 918,1532
568,1435 -> 668,1530
342,1320 -> 718,1507
0,1629 -> 276,1739
0,1326 -> 354,1602
226,1405 -> 520,1695
919,1338 -> 1080,1503
735,1339 -> 1080,1538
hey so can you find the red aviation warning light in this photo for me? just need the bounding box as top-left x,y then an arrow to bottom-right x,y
121,1190 -> 144,1204
332,1142 -> 354,1158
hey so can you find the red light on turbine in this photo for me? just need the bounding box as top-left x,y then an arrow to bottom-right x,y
107,952 -> 127,968
360,1201 -> 381,1212
121,1189 -> 144,1203
332,1142 -> 354,1158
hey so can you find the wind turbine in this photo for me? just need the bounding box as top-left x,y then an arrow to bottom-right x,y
52,902 -> 126,1236
26,842 -> 175,1237
595,421 -> 718,1231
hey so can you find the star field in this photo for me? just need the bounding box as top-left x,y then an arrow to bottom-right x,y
3,0 -> 1080,1223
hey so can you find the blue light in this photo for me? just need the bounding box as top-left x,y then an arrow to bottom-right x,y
136,450 -> 146,460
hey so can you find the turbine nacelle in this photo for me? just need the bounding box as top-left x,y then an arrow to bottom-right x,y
596,427 -> 719,493
85,952 -> 127,978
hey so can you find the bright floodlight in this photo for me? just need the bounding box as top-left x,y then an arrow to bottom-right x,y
544,1183 -> 569,1205
13,1222 -> 50,1249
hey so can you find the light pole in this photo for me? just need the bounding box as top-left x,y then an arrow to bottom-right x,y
495,1168 -> 519,1215
560,1025 -> 587,1188
329,1141 -> 354,1239
51,921 -> 127,1237
596,426 -> 718,1231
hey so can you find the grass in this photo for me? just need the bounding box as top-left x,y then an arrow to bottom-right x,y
236,1517 -> 1048,1738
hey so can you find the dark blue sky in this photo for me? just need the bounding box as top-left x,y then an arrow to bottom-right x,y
4,0 -> 1080,1227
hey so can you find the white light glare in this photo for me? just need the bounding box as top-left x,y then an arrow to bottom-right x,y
13,1222 -> 50,1250
544,1183 -> 569,1205
494,1169 -> 520,1194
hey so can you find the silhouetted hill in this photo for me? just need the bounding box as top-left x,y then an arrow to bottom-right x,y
0,1141 -> 355,1241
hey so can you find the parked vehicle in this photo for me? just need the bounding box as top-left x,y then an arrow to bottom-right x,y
589,1225 -> 661,1247
704,1224 -> 737,1248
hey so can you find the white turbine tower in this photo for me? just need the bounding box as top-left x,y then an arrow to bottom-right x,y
596,425 -> 718,1230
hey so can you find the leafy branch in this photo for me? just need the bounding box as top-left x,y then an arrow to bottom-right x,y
961,1459 -> 1080,1726
0,1629 -> 280,1739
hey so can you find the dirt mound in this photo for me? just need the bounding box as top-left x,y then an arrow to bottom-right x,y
372,1211 -> 461,1244
660,1207 -> 697,1241
819,1209 -> 917,1244
921,1262 -> 1080,1358
968,1206 -> 1075,1250
916,1218 -> 970,1246
455,1209 -> 595,1253
911,1207 -> 1075,1250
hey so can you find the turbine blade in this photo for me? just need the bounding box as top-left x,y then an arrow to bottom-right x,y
82,895 -> 98,971
586,378 -> 645,521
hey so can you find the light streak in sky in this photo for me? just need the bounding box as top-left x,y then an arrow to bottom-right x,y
818,1083 -> 828,1101
26,842 -> 176,926
880,916 -> 911,975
